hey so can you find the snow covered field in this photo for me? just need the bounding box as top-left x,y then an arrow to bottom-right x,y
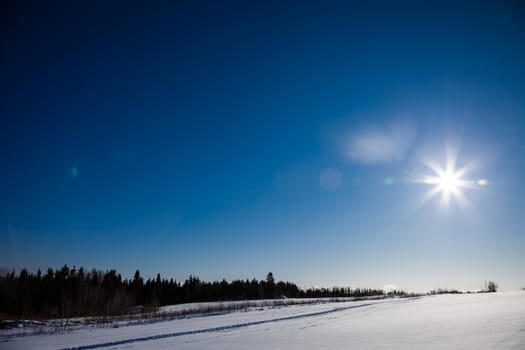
1,292 -> 524,349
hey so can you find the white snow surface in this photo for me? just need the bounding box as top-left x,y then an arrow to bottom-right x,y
1,292 -> 524,349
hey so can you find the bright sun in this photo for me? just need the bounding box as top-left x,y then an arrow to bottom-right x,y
437,171 -> 460,194
416,147 -> 477,209
421,168 -> 465,208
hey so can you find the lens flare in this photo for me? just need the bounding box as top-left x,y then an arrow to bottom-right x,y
477,178 -> 488,186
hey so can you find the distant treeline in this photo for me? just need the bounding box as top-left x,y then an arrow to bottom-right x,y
0,265 -> 396,319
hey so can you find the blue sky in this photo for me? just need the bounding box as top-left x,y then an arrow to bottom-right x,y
1,1 -> 524,291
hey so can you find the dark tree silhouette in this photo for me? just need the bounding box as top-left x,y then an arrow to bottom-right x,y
0,266 -> 389,320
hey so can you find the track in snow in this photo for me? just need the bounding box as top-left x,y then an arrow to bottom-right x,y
60,299 -> 411,350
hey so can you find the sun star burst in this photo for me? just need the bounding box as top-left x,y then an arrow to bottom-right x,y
416,146 -> 479,210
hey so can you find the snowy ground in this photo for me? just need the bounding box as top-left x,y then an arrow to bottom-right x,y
1,292 -> 524,349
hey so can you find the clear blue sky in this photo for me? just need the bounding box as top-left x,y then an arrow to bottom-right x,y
2,1 -> 524,291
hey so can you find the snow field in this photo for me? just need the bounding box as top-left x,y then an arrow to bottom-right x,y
1,292 -> 524,349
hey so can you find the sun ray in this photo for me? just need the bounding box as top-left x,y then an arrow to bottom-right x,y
419,185 -> 444,207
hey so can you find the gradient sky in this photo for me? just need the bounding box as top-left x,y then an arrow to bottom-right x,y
2,1 -> 524,291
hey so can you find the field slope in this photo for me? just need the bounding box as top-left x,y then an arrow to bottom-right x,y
1,291 -> 524,349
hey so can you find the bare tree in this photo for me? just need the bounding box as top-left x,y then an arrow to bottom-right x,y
487,281 -> 498,293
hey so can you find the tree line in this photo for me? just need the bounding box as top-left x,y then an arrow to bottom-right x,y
0,266 -> 387,319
